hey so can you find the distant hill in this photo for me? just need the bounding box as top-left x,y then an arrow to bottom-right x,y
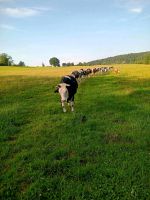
87,51 -> 150,65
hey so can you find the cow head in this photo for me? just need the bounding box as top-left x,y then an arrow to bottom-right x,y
57,83 -> 70,102
56,83 -> 71,112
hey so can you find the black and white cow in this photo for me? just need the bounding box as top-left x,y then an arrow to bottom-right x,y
55,73 -> 78,112
85,68 -> 92,76
71,71 -> 80,79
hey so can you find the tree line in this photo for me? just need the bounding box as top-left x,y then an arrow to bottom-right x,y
1,51 -> 150,67
0,53 -> 25,66
0,54 -> 85,67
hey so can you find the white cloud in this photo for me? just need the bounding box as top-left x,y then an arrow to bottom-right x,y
0,7 -> 40,17
129,7 -> 143,13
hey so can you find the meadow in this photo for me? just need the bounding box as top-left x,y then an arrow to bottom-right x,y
0,64 -> 150,200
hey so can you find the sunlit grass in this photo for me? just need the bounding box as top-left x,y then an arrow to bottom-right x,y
0,64 -> 150,78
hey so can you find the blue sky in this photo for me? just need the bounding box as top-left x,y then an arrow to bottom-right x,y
0,0 -> 150,66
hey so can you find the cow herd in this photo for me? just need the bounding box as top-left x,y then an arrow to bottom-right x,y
54,66 -> 114,112
71,66 -> 114,79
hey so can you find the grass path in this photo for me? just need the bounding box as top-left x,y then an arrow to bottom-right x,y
0,65 -> 150,199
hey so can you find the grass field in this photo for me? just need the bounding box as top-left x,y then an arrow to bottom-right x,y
0,64 -> 150,200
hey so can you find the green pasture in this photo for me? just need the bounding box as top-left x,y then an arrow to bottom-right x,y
0,65 -> 150,200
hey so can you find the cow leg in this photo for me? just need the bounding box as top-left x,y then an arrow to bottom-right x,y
67,98 -> 74,111
70,101 -> 74,112
67,101 -> 74,111
61,101 -> 67,112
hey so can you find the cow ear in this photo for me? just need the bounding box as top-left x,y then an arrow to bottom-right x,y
66,84 -> 70,87
58,84 -> 61,88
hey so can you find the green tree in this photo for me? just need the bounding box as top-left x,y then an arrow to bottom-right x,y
78,62 -> 83,66
62,63 -> 67,66
143,54 -> 150,64
62,62 -> 74,66
49,57 -> 60,67
18,61 -> 25,66
0,53 -> 13,66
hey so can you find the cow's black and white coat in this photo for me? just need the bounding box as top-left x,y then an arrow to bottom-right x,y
55,74 -> 78,112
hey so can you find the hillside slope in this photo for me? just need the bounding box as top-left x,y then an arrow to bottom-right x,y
87,51 -> 150,65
